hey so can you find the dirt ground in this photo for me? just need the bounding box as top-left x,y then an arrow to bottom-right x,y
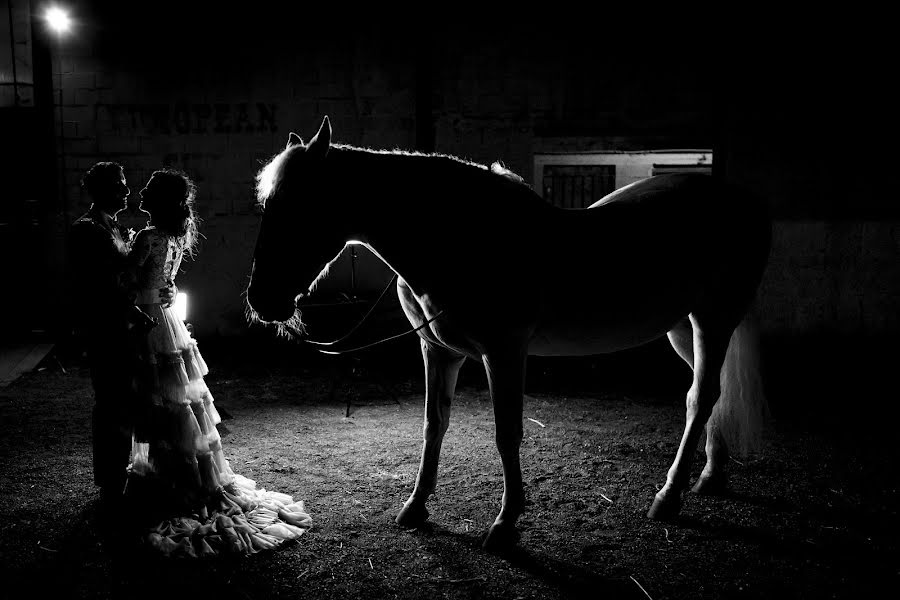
0,336 -> 897,599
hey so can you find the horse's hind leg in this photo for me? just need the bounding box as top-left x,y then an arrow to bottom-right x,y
666,318 -> 730,495
649,314 -> 732,520
396,339 -> 465,528
666,317 -> 694,367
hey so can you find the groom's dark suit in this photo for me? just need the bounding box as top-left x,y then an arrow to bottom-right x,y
68,208 -> 137,497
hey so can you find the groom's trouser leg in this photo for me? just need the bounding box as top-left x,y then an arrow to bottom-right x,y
88,339 -> 135,497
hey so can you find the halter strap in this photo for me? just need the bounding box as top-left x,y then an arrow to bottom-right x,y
287,273 -> 444,355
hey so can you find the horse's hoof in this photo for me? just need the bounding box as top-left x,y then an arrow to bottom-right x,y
647,489 -> 682,520
482,523 -> 520,553
691,472 -> 728,496
395,502 -> 429,528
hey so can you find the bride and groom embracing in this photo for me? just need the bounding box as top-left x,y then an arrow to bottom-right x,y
68,162 -> 311,557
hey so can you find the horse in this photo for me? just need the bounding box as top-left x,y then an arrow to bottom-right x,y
246,116 -> 771,552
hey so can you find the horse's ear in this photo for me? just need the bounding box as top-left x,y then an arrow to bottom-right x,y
307,116 -> 332,159
287,132 -> 303,148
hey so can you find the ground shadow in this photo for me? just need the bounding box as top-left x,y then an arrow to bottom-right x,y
719,488 -> 797,513
408,522 -> 647,599
674,513 -> 798,552
500,545 -> 649,600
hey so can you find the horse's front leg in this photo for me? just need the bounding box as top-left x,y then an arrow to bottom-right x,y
396,339 -> 465,528
481,347 -> 527,552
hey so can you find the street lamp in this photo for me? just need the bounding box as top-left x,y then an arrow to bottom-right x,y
43,5 -> 72,217
44,6 -> 71,34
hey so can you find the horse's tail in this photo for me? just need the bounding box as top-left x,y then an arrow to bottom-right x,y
707,315 -> 770,458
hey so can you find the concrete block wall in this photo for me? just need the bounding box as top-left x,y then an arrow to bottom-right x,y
719,52 -> 898,340
42,16 -> 896,349
50,27 -> 417,337
759,221 -> 899,335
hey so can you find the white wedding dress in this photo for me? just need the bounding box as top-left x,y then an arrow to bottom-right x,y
125,226 -> 312,557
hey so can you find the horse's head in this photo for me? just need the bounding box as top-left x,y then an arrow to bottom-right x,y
247,116 -> 349,326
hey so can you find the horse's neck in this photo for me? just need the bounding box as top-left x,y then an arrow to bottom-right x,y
338,153 -> 509,290
334,151 -> 472,285
337,150 -> 542,295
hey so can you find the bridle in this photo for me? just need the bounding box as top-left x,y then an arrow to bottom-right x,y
282,272 -> 444,355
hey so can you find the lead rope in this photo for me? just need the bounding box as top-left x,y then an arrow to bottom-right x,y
283,273 -> 444,355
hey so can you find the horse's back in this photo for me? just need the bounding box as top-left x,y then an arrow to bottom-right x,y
589,173 -> 760,220
579,173 -> 768,267
588,173 -> 714,208
527,174 -> 770,356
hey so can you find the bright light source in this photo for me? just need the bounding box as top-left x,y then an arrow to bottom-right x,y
45,6 -> 71,34
173,292 -> 188,322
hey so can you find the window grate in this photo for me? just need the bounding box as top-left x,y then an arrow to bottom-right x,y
542,165 -> 616,209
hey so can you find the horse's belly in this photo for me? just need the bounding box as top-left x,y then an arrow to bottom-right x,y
528,292 -> 691,357
528,323 -> 673,356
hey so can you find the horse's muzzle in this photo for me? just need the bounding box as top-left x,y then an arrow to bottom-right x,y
247,286 -> 297,324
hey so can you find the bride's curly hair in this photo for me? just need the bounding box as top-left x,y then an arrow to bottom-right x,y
144,168 -> 200,256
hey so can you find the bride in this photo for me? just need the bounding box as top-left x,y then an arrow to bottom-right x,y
124,168 -> 311,557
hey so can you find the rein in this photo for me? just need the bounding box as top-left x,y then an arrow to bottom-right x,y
283,273 -> 444,355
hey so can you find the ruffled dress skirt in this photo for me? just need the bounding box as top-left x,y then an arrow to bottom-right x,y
127,298 -> 311,558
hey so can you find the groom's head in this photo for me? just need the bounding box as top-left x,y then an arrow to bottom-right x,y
82,162 -> 130,216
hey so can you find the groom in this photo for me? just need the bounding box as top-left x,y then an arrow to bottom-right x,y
67,162 -> 174,515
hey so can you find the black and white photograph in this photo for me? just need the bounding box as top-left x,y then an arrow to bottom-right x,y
0,2 -> 896,598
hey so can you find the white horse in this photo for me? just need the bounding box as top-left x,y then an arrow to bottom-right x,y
247,116 -> 771,551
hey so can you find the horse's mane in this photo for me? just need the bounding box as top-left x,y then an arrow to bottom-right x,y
490,161 -> 526,183
255,142 -> 530,207
256,144 -> 302,206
